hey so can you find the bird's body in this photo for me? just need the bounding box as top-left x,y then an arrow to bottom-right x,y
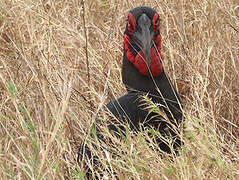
107,72 -> 183,153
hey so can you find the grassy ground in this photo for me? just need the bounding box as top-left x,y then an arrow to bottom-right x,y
0,0 -> 239,179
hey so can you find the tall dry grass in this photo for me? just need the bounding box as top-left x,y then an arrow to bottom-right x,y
0,0 -> 238,179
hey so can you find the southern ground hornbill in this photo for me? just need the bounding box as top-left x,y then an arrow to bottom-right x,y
78,6 -> 183,172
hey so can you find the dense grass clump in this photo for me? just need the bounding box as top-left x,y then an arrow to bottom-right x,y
0,0 -> 238,179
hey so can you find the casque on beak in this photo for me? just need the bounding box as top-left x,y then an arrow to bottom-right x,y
131,13 -> 154,74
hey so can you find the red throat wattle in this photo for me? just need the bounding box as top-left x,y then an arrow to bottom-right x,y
124,34 -> 163,77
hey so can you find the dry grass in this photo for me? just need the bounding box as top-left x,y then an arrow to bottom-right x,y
0,0 -> 239,179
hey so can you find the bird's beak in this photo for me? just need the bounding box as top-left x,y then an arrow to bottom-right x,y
141,26 -> 153,73
131,14 -> 154,74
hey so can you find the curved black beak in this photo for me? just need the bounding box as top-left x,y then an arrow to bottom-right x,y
131,14 -> 154,74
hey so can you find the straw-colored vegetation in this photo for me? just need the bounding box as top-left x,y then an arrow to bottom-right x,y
0,0 -> 238,179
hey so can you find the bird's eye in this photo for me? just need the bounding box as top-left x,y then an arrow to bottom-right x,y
128,19 -> 134,29
155,18 -> 159,26
128,21 -> 131,28
152,13 -> 160,34
127,13 -> 137,33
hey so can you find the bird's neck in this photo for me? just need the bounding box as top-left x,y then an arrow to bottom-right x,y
122,52 -> 165,94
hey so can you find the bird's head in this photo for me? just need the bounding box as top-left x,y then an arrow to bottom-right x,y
124,6 -> 163,77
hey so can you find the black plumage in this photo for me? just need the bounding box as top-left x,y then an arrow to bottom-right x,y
106,6 -> 183,153
78,6 -> 183,177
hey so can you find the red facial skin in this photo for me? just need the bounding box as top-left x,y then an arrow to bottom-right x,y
124,13 -> 163,77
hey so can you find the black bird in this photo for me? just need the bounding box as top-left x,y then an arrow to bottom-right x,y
106,6 -> 183,152
78,6 -> 183,176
